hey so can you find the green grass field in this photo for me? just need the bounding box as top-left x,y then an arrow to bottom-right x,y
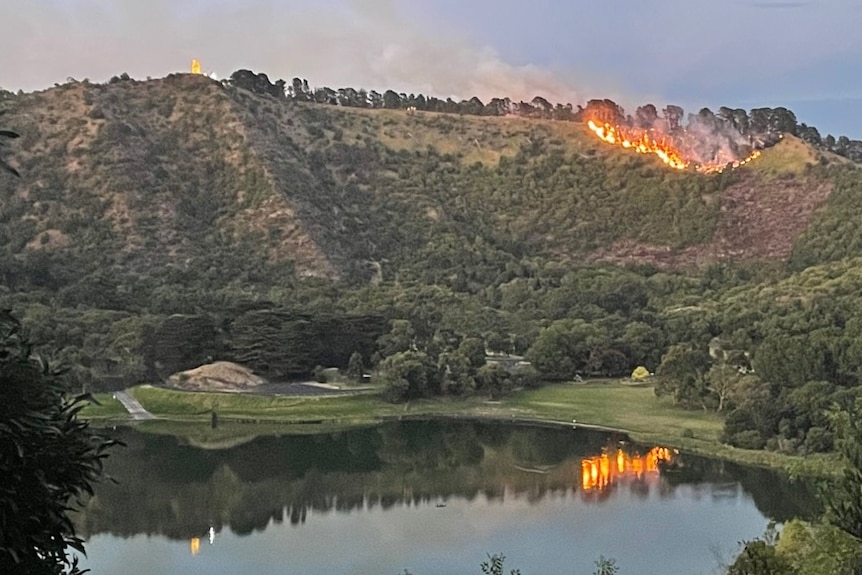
79,393 -> 131,420
502,381 -> 723,439
109,381 -> 836,476
130,385 -> 403,421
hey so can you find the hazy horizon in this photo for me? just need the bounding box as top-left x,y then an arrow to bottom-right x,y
2,0 -> 861,138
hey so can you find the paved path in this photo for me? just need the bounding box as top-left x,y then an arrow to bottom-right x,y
115,390 -> 157,420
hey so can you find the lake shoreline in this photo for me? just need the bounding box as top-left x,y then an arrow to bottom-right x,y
83,381 -> 838,478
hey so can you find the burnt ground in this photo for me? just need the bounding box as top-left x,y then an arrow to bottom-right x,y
589,174 -> 833,269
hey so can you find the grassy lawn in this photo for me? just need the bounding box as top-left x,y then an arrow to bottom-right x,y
130,385 -> 404,421
79,392 -> 130,420
502,381 -> 723,441
503,382 -> 836,475
119,382 -> 836,476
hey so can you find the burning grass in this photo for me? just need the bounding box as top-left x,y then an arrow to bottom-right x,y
586,119 -> 762,173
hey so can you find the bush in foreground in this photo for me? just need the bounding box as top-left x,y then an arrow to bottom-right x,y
0,310 -> 117,574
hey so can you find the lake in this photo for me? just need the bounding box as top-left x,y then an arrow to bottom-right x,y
73,420 -> 818,575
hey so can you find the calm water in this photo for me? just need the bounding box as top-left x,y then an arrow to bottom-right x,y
74,420 -> 818,575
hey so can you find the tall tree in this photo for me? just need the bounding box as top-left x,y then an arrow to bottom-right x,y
663,105 -> 685,131
634,104 -> 659,129
290,77 -> 309,101
346,351 -> 364,382
382,90 -> 402,109
377,350 -> 441,402
526,319 -> 605,381
0,111 -> 19,176
655,344 -> 711,408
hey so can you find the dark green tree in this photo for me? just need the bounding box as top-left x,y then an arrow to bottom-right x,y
0,310 -> 117,574
593,555 -> 619,575
312,364 -> 327,383
526,319 -> 604,381
377,351 -> 440,403
480,553 -> 520,575
825,402 -> 862,541
726,539 -> 796,575
383,90 -> 402,109
655,344 -> 711,408
0,112 -> 19,176
289,77 -> 309,101
346,351 -> 364,383
458,337 -> 487,370
476,363 -> 512,399
438,351 -> 476,396
377,319 -> 415,359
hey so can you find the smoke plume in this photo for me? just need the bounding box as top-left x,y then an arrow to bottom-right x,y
0,0 -> 588,106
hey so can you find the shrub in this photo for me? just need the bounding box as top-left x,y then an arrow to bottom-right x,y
803,426 -> 834,453
0,311 -> 117,574
727,540 -> 795,575
313,365 -> 327,383
729,430 -> 766,450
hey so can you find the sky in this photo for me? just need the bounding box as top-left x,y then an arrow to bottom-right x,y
2,0 -> 861,138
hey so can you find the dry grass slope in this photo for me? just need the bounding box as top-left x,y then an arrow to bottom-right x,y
1,75 -> 853,285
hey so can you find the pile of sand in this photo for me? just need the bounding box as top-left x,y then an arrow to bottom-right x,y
168,361 -> 266,392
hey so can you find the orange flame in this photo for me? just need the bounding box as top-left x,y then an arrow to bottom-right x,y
588,120 -> 689,170
703,149 -> 762,174
580,446 -> 672,491
586,120 -> 762,174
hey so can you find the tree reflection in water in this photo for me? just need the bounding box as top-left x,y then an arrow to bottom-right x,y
73,420 -> 819,545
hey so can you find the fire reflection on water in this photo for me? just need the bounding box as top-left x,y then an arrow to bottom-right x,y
580,446 -> 674,494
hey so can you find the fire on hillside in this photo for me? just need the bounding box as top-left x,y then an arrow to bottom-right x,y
587,120 -> 762,173
580,100 -> 774,174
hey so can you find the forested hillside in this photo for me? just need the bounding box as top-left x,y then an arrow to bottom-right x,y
2,72 -> 862,455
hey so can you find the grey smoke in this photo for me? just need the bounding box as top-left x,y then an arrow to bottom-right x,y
0,0 -> 594,106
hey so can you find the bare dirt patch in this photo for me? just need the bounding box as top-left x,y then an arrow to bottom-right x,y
169,361 -> 266,392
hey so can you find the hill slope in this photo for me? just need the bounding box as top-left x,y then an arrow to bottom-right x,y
2,74 -> 855,294
3,74 -> 862,398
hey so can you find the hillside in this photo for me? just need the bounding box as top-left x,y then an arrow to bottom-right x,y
1,74 -> 855,292
590,137 -> 834,268
3,73 -> 862,430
